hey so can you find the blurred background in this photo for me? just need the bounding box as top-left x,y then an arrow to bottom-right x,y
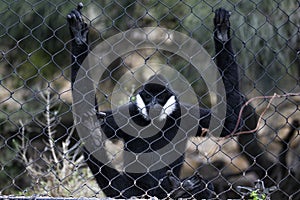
0,0 -> 299,199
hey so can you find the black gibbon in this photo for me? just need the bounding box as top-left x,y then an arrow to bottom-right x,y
67,4 -> 244,199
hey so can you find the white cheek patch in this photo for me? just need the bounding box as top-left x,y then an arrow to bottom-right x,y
136,94 -> 148,119
159,95 -> 176,121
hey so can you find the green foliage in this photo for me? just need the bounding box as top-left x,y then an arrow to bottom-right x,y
250,190 -> 267,200
0,0 -> 77,131
0,140 -> 25,194
230,0 -> 299,95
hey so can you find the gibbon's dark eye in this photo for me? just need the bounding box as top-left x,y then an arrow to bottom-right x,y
158,92 -> 168,100
144,93 -> 152,100
158,92 -> 171,103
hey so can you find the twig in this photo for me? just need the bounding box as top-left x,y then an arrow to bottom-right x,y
19,120 -> 28,165
44,89 -> 59,166
19,121 -> 44,177
227,92 -> 300,138
17,89 -> 99,197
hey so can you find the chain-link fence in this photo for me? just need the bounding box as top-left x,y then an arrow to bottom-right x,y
1,0 -> 300,199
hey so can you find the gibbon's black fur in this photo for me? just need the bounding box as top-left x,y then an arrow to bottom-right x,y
68,4 -> 243,199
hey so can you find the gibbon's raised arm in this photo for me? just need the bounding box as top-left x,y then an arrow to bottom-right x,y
185,9 -> 243,137
67,3 -> 89,86
211,8 -> 242,137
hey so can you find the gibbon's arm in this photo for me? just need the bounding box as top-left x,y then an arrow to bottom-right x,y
192,8 -> 242,137
208,8 -> 242,137
68,4 -> 135,141
68,6 -> 137,197
67,3 -> 89,86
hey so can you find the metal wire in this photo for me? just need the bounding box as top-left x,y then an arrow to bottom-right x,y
0,0 -> 299,199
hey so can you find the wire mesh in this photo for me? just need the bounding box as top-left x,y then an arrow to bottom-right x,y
0,0 -> 299,199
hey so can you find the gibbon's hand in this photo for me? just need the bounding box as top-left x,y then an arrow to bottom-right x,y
214,8 -> 231,42
67,2 -> 89,45
166,171 -> 214,199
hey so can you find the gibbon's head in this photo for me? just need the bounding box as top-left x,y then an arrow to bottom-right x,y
131,74 -> 178,121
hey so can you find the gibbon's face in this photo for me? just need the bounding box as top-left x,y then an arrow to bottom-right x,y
131,83 -> 178,121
